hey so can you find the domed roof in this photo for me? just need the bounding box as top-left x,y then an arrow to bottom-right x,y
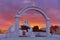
8,24 -> 16,33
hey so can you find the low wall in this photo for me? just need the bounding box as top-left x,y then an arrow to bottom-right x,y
0,34 -> 7,39
1,37 -> 60,40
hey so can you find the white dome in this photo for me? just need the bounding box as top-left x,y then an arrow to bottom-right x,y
9,25 -> 15,33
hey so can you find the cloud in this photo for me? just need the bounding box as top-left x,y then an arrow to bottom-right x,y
22,0 -> 32,3
46,8 -> 60,25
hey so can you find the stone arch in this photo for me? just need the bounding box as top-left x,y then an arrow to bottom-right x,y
15,7 -> 50,36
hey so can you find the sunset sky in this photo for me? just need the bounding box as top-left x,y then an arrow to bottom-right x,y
0,0 -> 60,30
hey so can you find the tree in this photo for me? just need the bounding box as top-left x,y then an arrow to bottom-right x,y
50,25 -> 58,34
19,25 -> 30,32
32,26 -> 39,32
0,29 -> 2,34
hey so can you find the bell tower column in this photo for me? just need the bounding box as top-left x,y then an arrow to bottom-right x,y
46,19 -> 51,37
15,14 -> 20,36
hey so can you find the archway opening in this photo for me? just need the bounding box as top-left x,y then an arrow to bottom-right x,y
19,10 -> 46,32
